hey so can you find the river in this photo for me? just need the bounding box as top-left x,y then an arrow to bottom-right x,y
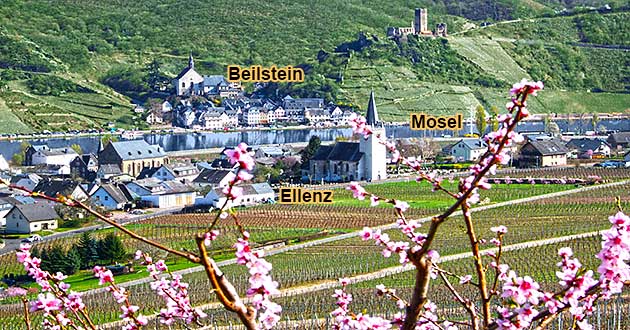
0,118 -> 627,161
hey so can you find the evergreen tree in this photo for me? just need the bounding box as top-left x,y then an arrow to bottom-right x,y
63,247 -> 81,275
98,233 -> 126,264
43,246 -> 67,274
75,231 -> 99,269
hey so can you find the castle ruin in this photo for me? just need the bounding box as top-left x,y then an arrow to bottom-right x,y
386,8 -> 447,38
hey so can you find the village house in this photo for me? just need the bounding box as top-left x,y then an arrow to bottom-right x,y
146,111 -> 164,125
255,146 -> 285,159
283,96 -> 324,122
191,168 -> 233,189
203,183 -> 274,208
90,183 -> 134,211
98,140 -> 168,178
33,178 -> 89,201
70,154 -> 98,181
565,138 -> 611,159
25,145 -> 49,166
161,101 -> 173,113
30,147 -> 78,167
151,163 -> 200,183
10,173 -> 42,191
96,164 -> 123,180
0,154 -> 9,171
0,197 -> 24,226
5,203 -> 59,234
304,109 -> 331,123
126,178 -> 196,208
518,140 -> 569,167
450,139 -> 488,162
307,92 -> 386,182
607,132 -> 630,149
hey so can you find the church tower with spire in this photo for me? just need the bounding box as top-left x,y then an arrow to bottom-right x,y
188,52 -> 195,69
359,91 -> 387,181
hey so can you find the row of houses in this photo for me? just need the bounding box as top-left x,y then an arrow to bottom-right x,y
170,95 -> 356,129
2,139 -> 295,233
447,136 -> 621,167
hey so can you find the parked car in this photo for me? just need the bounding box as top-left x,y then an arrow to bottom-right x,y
21,234 -> 43,243
128,209 -> 146,215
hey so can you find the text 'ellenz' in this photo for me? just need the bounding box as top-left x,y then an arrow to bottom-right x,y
278,188 -> 334,204
410,113 -> 463,130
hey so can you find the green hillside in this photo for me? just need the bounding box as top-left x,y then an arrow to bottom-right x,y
0,0 -> 628,132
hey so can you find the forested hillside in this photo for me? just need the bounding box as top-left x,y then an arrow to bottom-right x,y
0,0 -> 628,132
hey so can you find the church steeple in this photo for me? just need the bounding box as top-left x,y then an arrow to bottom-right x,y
366,90 -> 380,127
188,52 -> 194,69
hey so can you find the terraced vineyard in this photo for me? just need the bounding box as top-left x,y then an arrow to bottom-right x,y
449,37 -> 531,83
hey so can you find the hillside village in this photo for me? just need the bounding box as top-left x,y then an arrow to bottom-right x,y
141,54 -> 358,130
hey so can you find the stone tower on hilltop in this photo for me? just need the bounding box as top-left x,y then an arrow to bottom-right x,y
360,91 -> 387,181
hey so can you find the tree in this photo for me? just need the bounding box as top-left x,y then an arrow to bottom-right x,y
100,134 -> 118,147
75,231 -> 99,269
547,121 -> 560,136
592,113 -> 599,131
12,141 -> 30,166
98,233 -> 126,264
70,143 -> 82,155
145,59 -> 168,92
490,105 -> 499,131
41,246 -> 66,274
300,136 -> 321,166
63,247 -> 82,275
475,105 -> 486,135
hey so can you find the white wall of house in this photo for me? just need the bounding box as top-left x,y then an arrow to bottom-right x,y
540,154 -> 567,167
32,152 -> 77,166
141,192 -> 196,208
5,210 -> 57,234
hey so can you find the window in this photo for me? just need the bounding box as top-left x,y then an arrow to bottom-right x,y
104,196 -> 109,201
182,82 -> 185,88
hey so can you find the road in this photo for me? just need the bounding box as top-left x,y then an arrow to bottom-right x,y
0,206 -> 185,256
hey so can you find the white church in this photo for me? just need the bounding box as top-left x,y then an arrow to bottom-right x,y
306,92 -> 387,182
172,54 -> 242,97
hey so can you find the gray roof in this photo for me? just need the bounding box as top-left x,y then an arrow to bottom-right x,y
526,140 -> 569,156
108,140 -> 165,161
251,183 -> 273,195
312,142 -> 363,162
565,138 -> 610,152
98,164 -> 122,175
204,75 -> 227,86
33,179 -> 84,197
193,168 -> 232,184
366,91 -> 379,126
608,132 -> 630,144
98,184 -> 132,204
12,203 -> 58,222
456,139 -> 487,150
39,148 -> 78,157
256,146 -> 284,157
